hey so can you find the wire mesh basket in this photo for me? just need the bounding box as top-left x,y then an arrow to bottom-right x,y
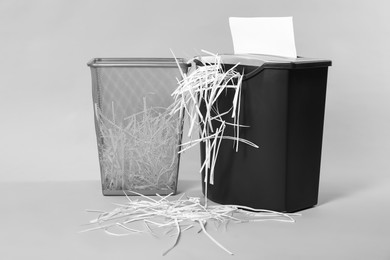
88,58 -> 188,195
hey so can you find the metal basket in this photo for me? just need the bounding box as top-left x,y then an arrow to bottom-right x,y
88,58 -> 188,195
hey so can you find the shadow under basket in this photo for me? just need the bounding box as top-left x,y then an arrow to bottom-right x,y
197,54 -> 332,212
88,58 -> 189,196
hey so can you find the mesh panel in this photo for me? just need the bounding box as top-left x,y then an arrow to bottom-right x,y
89,59 -> 186,195
96,66 -> 181,125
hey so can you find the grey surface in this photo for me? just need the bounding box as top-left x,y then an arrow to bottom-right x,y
1,171 -> 389,259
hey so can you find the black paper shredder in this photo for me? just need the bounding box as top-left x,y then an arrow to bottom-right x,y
197,54 -> 332,212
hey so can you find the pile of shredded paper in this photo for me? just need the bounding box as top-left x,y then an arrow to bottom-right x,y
81,191 -> 298,255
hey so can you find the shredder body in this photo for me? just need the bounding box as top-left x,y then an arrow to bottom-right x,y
198,54 -> 332,212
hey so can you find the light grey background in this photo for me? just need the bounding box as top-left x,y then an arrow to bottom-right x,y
1,0 -> 389,184
1,1 -> 390,259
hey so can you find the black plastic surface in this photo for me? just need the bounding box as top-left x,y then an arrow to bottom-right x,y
199,60 -> 330,212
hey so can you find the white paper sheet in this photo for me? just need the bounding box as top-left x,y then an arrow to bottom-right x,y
229,17 -> 297,58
